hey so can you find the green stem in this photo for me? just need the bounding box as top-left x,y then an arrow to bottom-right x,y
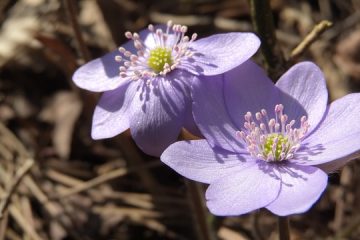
278,216 -> 290,240
250,0 -> 286,80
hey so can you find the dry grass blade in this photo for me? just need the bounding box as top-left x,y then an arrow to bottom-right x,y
0,159 -> 34,219
0,123 -> 29,158
0,210 -> 8,240
9,205 -> 44,240
1,1 -> 360,239
55,161 -> 161,199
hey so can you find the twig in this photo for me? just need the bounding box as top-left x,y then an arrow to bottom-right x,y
250,0 -> 286,80
0,159 -> 34,219
63,0 -> 91,62
278,216 -> 290,240
290,20 -> 333,60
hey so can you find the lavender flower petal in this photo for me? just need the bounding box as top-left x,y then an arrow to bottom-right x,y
73,50 -> 130,92
182,33 -> 260,76
91,81 -> 135,139
206,162 -> 280,216
183,107 -> 202,137
192,74 -> 247,153
266,163 -> 327,216
223,61 -> 280,129
161,140 -> 256,184
129,71 -> 193,157
318,154 -> 360,173
165,59 -> 359,217
73,28 -> 151,92
276,62 -> 328,134
293,93 -> 360,169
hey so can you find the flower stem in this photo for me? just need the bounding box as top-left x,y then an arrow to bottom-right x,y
249,0 -> 286,80
278,216 -> 290,240
185,180 -> 218,240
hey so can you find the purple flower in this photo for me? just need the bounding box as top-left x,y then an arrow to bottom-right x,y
161,61 -> 360,216
73,21 -> 260,156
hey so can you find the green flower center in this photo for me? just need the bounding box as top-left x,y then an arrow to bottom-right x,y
147,47 -> 173,73
263,133 -> 290,161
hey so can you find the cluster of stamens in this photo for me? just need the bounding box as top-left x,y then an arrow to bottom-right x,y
236,104 -> 310,162
115,20 -> 197,82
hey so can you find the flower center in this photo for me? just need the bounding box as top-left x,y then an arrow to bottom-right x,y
236,104 -> 310,162
263,133 -> 290,161
147,47 -> 173,73
114,20 -> 197,82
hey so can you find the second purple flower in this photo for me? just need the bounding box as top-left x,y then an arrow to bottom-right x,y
161,61 -> 360,216
73,21 -> 260,156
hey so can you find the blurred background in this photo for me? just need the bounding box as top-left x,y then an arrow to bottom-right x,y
0,0 -> 360,239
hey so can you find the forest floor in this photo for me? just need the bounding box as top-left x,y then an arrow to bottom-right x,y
1,0 -> 360,239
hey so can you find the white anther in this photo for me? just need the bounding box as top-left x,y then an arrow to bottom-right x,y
133,33 -> 139,40
134,40 -> 142,49
238,104 -> 310,162
255,112 -> 262,120
191,33 -> 198,40
117,21 -> 195,82
275,104 -> 284,112
125,31 -> 132,39
156,29 -> 163,36
181,26 -> 188,33
245,112 -> 252,121
148,24 -> 154,31
268,119 -> 275,127
115,56 -> 122,62
130,55 -> 138,61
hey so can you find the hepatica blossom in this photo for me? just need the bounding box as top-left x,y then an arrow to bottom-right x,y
161,61 -> 360,216
73,21 -> 260,156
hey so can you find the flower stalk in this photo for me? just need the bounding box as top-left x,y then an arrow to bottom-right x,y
278,216 -> 290,240
185,180 -> 218,240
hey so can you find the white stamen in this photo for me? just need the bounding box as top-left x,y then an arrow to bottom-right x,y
114,21 -> 196,81
236,104 -> 309,162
